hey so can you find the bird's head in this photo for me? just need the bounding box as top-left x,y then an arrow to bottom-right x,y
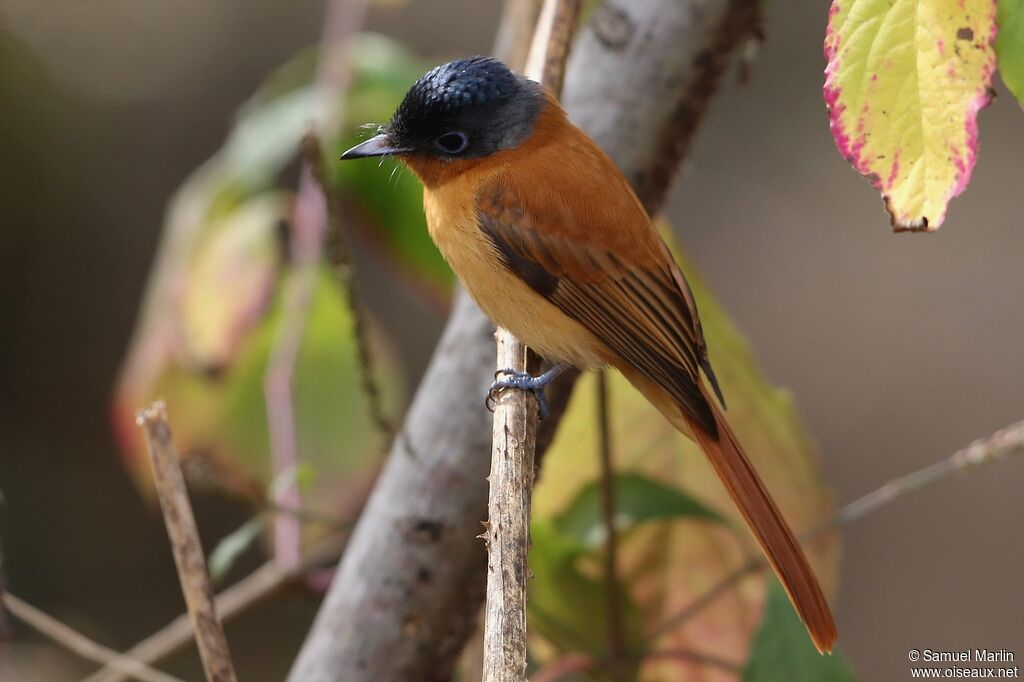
340,57 -> 544,171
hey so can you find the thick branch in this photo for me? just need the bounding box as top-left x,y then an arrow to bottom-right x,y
286,1 -> 758,680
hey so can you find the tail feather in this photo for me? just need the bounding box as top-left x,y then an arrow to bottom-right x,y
691,405 -> 836,654
617,365 -> 836,653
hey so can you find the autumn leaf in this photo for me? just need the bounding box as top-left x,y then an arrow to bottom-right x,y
824,0 -> 997,230
113,37 -> 421,511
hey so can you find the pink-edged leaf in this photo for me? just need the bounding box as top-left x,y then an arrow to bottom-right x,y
825,0 -> 998,231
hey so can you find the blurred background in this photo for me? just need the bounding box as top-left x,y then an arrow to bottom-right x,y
1,0 -> 1021,680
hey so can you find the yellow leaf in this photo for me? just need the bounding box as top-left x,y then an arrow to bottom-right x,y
824,0 -> 997,230
177,193 -> 286,371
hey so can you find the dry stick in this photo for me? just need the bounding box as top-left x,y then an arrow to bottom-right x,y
136,403 -> 237,682
482,1 -> 582,680
3,593 -> 184,682
647,418 -> 1024,644
483,333 -> 540,682
81,533 -> 346,682
263,0 -> 367,573
595,372 -> 626,675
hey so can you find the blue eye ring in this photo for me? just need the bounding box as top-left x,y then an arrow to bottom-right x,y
435,131 -> 470,154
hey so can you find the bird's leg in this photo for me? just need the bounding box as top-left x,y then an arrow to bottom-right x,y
487,364 -> 568,419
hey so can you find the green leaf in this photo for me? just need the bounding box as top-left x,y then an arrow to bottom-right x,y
554,473 -> 728,548
528,522 -> 643,663
998,0 -> 1024,106
209,516 -> 267,582
742,580 -> 856,682
332,36 -> 453,292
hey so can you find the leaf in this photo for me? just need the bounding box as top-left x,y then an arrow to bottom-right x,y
824,0 -> 997,230
176,193 -> 286,371
997,0 -> 1024,105
554,473 -> 728,549
332,36 -> 454,294
209,516 -> 267,583
742,580 -> 857,682
113,35 -> 421,511
531,226 -> 839,679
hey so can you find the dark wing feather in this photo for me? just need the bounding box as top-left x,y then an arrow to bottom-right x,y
478,179 -> 720,435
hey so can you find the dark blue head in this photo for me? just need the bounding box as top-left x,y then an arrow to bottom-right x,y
341,57 -> 544,161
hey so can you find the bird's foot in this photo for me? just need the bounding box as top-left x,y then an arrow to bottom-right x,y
486,365 -> 565,419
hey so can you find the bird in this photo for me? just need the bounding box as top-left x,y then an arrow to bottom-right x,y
340,56 -> 836,653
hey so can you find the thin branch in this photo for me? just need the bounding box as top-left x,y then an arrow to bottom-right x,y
596,372 -> 626,675
82,533 -> 346,682
493,0 -> 544,73
482,2 -> 582,681
262,0 -> 367,573
2,593 -> 184,682
136,402 -> 237,682
264,500 -> 352,532
483,332 -> 541,682
647,418 -> 1024,643
531,647 -> 741,682
641,648 -> 743,674
301,133 -> 393,438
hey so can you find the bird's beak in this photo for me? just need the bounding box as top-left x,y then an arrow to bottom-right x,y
340,133 -> 411,160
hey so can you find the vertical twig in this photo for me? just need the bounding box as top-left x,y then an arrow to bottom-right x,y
301,134 -> 393,438
595,372 -> 626,675
494,0 -> 544,73
137,402 -> 238,682
263,0 -> 367,572
483,334 -> 539,682
483,1 -> 582,680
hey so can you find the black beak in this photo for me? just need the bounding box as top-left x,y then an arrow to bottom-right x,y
340,133 -> 411,160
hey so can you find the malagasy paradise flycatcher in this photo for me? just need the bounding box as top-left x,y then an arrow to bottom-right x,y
340,57 -> 836,653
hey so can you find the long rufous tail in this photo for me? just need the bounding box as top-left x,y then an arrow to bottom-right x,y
618,366 -> 837,653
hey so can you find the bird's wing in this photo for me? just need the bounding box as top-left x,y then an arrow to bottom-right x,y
477,175 -> 721,434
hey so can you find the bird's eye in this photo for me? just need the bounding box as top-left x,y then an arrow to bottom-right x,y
435,131 -> 470,154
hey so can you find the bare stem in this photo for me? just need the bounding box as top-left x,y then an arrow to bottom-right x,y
482,2 -> 582,680
596,372 -> 626,674
136,402 -> 237,682
262,0 -> 367,573
531,647 -> 740,682
647,418 -> 1024,643
2,593 -> 184,682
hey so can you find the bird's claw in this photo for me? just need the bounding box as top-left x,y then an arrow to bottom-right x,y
486,367 -> 551,419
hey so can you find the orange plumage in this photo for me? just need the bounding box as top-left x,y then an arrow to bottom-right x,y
342,57 -> 836,653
